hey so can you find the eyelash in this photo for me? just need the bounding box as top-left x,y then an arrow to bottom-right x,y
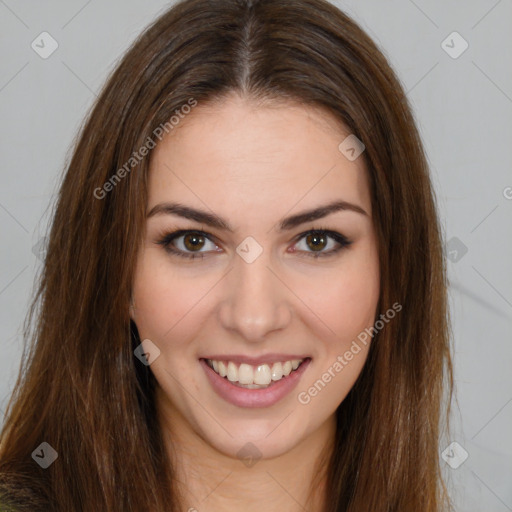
155,228 -> 352,260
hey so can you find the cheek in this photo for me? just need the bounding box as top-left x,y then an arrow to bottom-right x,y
317,276 -> 377,330
131,250 -> 198,341
302,251 -> 380,344
305,248 -> 379,405
297,266 -> 378,409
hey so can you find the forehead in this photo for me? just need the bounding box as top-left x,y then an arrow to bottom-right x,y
147,94 -> 372,219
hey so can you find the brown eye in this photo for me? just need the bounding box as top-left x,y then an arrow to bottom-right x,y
305,232 -> 328,252
156,230 -> 219,259
183,233 -> 206,251
293,229 -> 352,259
157,228 -> 350,261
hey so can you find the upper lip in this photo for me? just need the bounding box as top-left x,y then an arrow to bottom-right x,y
201,354 -> 311,365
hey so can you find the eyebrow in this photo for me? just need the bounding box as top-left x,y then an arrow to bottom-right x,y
146,199 -> 368,232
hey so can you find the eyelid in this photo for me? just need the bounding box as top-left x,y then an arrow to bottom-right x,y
155,229 -> 220,256
290,228 -> 352,258
155,227 -> 352,260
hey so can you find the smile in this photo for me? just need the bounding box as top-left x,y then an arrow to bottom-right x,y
200,356 -> 311,408
205,358 -> 304,388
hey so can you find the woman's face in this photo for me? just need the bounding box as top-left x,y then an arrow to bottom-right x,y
130,94 -> 380,460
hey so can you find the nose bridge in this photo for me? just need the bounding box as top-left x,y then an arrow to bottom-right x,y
218,246 -> 291,341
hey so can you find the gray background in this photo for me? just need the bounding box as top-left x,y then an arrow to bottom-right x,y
1,0 -> 511,510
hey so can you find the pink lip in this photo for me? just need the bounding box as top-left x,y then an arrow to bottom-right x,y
201,353 -> 309,365
200,357 -> 311,409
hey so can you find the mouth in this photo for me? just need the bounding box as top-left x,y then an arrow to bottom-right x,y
204,357 -> 306,389
199,356 -> 312,408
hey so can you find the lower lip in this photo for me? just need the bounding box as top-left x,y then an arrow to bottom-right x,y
200,358 -> 311,408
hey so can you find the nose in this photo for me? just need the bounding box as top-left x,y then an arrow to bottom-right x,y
217,249 -> 292,342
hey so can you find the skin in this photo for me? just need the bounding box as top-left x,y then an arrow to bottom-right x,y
130,93 -> 380,511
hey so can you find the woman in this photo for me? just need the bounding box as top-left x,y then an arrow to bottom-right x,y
0,0 -> 454,510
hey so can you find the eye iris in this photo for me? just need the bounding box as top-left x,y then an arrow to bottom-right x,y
306,232 -> 327,252
184,233 -> 205,251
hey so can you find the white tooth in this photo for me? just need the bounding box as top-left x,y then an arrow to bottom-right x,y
254,364 -> 272,385
227,361 -> 238,382
282,361 -> 292,376
212,360 -> 219,372
238,363 -> 254,385
240,383 -> 270,389
271,362 -> 283,381
218,360 -> 227,377
291,359 -> 300,370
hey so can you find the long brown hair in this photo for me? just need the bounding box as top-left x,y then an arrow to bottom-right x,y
0,0 -> 454,510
